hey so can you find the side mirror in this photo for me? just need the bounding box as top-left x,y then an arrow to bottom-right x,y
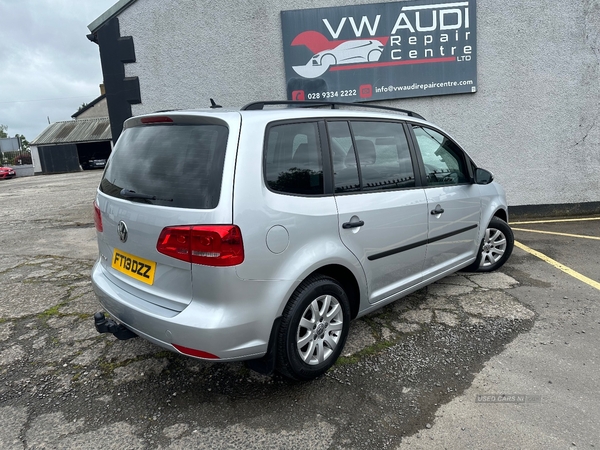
474,168 -> 494,185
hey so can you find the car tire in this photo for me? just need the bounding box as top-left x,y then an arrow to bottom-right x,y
276,275 -> 350,381
464,217 -> 514,272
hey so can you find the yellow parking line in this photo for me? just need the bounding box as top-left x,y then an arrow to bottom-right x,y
514,241 -> 600,291
511,217 -> 600,225
512,228 -> 600,241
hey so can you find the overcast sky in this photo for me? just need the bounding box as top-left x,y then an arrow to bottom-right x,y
0,0 -> 117,142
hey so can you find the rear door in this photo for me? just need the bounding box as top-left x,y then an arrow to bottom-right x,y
95,112 -> 240,313
409,124 -> 481,279
331,120 -> 429,304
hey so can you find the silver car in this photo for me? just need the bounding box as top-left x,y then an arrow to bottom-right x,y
91,101 -> 513,380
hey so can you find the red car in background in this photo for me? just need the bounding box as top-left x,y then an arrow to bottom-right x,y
0,166 -> 16,179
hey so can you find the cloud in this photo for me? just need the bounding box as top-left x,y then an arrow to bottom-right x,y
0,0 -> 116,141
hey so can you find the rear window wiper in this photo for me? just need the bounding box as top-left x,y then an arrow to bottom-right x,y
120,189 -> 173,202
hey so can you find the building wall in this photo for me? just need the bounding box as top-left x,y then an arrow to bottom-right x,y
76,98 -> 109,119
30,145 -> 42,174
115,0 -> 600,207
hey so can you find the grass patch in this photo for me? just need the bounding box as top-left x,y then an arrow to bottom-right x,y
98,353 -> 173,376
71,371 -> 84,382
38,303 -> 64,319
335,339 -> 398,366
98,359 -> 132,374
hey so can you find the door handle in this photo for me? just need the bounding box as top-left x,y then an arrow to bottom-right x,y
342,220 -> 365,229
431,206 -> 445,215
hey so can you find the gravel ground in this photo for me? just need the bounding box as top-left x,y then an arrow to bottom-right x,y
0,172 -> 538,449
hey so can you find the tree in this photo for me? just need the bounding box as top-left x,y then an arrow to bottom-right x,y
15,134 -> 30,152
0,124 -> 7,139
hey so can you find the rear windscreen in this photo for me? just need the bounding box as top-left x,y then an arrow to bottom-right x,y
100,124 -> 229,209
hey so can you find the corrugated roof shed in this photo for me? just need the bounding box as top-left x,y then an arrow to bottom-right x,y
31,118 -> 111,146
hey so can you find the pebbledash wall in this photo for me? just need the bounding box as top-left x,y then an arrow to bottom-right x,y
89,0 -> 600,213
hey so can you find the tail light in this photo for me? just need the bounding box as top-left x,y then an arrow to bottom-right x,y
93,200 -> 103,232
157,225 -> 244,266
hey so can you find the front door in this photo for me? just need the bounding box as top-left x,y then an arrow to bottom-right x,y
410,125 -> 481,280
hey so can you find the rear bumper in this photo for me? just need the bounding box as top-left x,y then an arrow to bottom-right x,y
91,260 -> 290,361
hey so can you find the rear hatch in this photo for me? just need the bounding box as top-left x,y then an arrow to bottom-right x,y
95,111 -> 241,313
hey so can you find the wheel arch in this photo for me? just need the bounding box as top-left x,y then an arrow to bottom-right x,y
309,264 -> 361,320
479,199 -> 509,240
246,264 -> 361,377
477,206 -> 509,245
493,207 -> 508,224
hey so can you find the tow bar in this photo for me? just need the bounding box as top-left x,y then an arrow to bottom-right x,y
94,312 -> 138,340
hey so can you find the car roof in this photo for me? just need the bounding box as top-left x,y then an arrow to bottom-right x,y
129,107 -> 432,126
120,105 -> 473,162
240,108 -> 432,126
123,105 -> 469,153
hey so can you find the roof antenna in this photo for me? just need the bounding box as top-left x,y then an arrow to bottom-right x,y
210,98 -> 222,109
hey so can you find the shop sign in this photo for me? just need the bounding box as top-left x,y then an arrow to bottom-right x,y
281,0 -> 477,102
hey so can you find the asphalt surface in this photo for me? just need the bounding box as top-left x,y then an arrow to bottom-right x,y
0,172 -> 598,449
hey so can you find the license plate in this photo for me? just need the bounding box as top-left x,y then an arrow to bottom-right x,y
111,249 -> 156,285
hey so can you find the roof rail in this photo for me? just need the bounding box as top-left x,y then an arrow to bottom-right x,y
241,100 -> 425,120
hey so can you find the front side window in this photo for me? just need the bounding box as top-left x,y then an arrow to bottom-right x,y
265,122 -> 324,195
412,126 -> 469,186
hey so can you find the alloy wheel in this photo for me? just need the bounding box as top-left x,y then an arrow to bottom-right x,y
296,294 -> 344,365
480,227 -> 507,267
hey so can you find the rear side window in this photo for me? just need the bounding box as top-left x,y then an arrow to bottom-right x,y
265,122 -> 324,195
332,121 -> 415,193
327,121 -> 360,193
100,124 -> 229,209
350,121 -> 415,191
